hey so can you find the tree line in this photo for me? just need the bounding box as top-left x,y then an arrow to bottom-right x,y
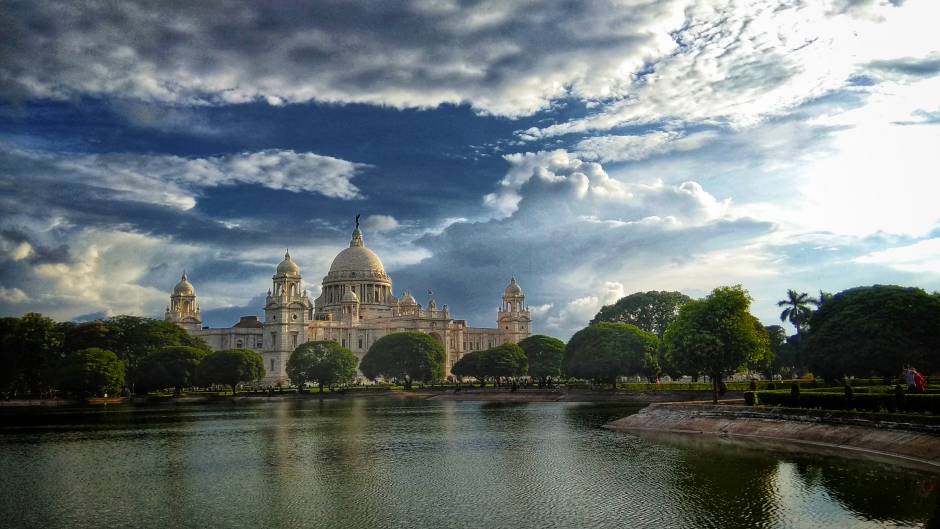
0,314 -> 265,398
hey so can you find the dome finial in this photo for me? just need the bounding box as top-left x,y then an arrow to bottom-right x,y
285,248 -> 290,260
182,270 -> 187,280
350,215 -> 364,247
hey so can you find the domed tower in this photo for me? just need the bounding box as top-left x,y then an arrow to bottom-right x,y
497,277 -> 531,344
316,217 -> 394,320
263,250 -> 312,385
341,285 -> 360,322
165,273 -> 202,332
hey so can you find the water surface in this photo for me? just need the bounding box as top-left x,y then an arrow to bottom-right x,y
0,398 -> 936,528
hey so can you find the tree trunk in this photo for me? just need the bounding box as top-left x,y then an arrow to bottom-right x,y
711,374 -> 718,404
404,377 -> 412,390
231,383 -> 237,396
319,382 -> 324,393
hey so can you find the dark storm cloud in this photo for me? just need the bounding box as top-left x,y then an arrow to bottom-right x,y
868,55 -> 940,78
0,0 -> 686,116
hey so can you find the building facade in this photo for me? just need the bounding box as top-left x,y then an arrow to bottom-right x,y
165,222 -> 531,385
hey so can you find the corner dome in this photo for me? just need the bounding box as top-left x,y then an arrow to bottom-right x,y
342,288 -> 360,303
277,250 -> 301,276
174,273 -> 195,295
504,277 -> 523,296
400,291 -> 417,306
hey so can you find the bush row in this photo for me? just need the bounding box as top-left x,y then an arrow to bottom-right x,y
746,389 -> 940,414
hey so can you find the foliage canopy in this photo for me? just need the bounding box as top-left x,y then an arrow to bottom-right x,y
360,332 -> 446,389
591,291 -> 692,338
564,322 -> 659,387
286,340 -> 359,392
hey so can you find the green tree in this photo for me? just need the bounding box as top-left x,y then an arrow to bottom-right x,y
763,324 -> 788,378
486,342 -> 528,384
286,341 -> 359,392
58,347 -> 125,398
564,322 -> 659,389
197,349 -> 265,395
664,285 -> 770,403
0,313 -> 64,396
451,349 -> 489,387
804,285 -> 940,381
104,316 -> 210,389
518,334 -> 565,387
136,345 -> 209,394
591,291 -> 692,338
360,332 -> 446,389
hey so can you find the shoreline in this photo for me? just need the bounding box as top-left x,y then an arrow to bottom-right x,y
604,401 -> 940,469
0,389 -> 741,407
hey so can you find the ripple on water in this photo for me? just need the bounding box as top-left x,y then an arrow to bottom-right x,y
0,399 -> 936,529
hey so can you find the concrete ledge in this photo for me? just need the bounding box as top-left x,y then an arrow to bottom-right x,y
605,402 -> 940,468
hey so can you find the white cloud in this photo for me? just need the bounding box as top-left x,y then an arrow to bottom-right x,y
575,130 -> 719,164
11,242 -> 33,261
854,238 -> 940,274
545,281 -> 625,332
362,214 -> 400,232
528,0 -> 938,138
0,287 -> 29,304
3,145 -> 368,211
484,149 -> 730,222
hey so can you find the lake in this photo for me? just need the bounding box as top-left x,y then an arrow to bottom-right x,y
0,398 -> 936,528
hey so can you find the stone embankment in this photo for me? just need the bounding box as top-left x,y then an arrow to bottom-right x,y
605,402 -> 940,468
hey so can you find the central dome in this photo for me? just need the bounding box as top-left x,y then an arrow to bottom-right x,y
328,226 -> 386,275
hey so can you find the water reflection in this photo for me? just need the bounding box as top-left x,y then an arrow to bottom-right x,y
0,399 -> 935,529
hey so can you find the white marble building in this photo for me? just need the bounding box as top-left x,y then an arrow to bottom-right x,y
165,221 -> 531,385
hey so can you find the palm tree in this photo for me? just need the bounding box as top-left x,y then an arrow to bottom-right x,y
778,289 -> 813,376
811,290 -> 833,308
778,289 -> 814,334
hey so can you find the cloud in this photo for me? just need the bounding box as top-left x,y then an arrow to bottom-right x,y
0,0 -> 691,117
362,214 -> 400,232
484,149 -> 729,221
526,0 -> 937,138
391,149 -> 773,338
854,237 -> 940,274
0,287 -> 29,304
574,130 -> 719,164
1,145 -> 368,211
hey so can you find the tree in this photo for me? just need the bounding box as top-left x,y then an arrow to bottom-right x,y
564,322 -> 659,389
136,346 -> 209,394
58,348 -> 125,398
778,289 -> 814,332
286,341 -> 358,392
197,349 -> 265,395
804,285 -> 940,381
591,291 -> 692,338
451,349 -> 489,387
777,289 -> 815,375
360,332 -> 446,389
518,335 -> 565,388
0,313 -> 64,396
664,285 -> 770,403
103,316 -> 210,389
486,342 -> 528,384
763,325 -> 788,378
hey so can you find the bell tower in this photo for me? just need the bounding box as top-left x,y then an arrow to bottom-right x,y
263,250 -> 311,385
497,276 -> 531,344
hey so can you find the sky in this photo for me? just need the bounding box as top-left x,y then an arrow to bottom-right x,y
1,0 -> 939,340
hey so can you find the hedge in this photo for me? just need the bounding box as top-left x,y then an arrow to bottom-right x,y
746,389 -> 940,415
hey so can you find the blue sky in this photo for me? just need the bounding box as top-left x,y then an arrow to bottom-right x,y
1,0 -> 939,339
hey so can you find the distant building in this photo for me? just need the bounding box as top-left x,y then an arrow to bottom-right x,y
165,220 -> 531,385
